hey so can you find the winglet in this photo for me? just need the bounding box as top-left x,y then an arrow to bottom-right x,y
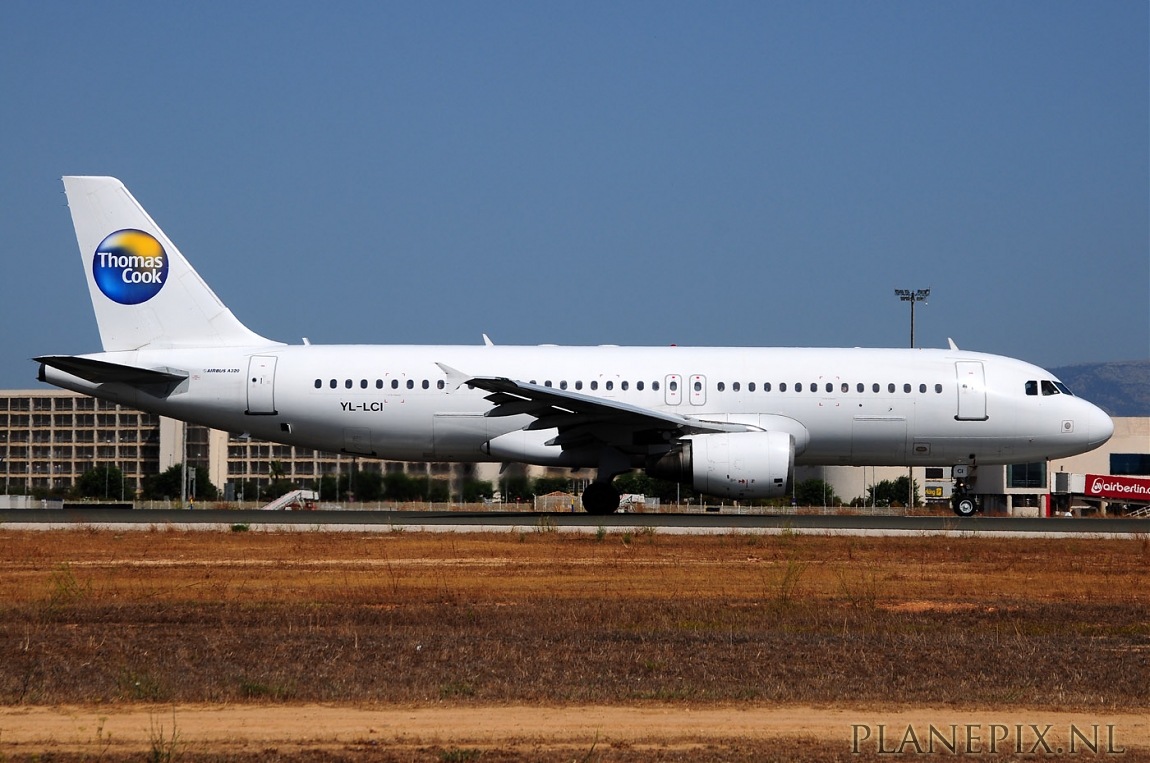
947,338 -> 959,351
435,362 -> 471,393
482,334 -> 494,346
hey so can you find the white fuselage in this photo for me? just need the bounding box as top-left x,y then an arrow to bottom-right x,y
41,343 -> 1115,470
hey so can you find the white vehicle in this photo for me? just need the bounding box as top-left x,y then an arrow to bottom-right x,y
39,177 -> 1114,515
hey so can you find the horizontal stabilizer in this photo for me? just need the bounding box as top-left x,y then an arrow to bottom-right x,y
35,355 -> 188,386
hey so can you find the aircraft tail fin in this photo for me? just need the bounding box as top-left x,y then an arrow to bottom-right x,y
62,176 -> 276,352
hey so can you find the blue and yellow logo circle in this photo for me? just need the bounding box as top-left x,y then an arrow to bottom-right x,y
92,229 -> 168,305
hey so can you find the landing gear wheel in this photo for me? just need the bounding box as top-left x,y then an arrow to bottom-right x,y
953,496 -> 977,517
582,482 -> 621,515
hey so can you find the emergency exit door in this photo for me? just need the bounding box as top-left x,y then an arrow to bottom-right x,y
689,375 -> 707,405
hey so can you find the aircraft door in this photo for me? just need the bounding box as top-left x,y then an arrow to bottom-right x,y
665,374 -> 682,405
689,375 -> 707,406
955,361 -> 988,421
246,356 -> 277,415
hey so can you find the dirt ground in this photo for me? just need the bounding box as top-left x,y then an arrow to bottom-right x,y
1,704 -> 1146,761
0,526 -> 1147,761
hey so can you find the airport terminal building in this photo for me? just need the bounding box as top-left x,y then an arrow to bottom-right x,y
1,388 -> 1146,512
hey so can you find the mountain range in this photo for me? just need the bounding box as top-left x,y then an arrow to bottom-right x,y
1050,360 -> 1149,417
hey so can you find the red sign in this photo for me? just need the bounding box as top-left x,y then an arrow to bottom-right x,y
1084,474 -> 1150,502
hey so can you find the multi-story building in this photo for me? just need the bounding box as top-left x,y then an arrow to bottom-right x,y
0,389 -> 161,496
0,389 -> 490,501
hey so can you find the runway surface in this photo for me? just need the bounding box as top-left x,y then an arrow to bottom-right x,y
0,508 -> 1144,537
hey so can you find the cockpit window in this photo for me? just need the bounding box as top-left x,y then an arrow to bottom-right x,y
1041,380 -> 1059,396
1025,380 -> 1038,396
1053,381 -> 1073,396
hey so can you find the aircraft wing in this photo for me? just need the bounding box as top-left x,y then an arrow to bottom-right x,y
465,375 -> 754,450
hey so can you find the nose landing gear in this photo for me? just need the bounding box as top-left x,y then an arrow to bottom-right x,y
953,495 -> 977,517
951,465 -> 979,517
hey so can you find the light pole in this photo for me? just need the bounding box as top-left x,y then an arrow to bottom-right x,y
894,288 -> 930,349
180,422 -> 188,510
895,287 -> 930,511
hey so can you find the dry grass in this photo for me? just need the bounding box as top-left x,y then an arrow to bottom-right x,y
0,527 -> 1146,712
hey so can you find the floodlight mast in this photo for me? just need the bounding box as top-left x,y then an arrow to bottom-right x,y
895,288 -> 930,349
895,287 -> 930,511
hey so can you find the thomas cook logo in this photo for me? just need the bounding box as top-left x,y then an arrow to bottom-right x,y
92,229 -> 168,305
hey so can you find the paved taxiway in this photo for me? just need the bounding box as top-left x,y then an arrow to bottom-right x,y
0,509 -> 1144,538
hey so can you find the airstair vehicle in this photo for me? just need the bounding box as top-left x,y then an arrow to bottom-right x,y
260,489 -> 319,511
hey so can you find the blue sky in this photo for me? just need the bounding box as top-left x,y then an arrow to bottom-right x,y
1,2 -> 1146,390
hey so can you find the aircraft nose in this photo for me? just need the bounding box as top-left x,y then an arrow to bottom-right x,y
1085,403 -> 1114,449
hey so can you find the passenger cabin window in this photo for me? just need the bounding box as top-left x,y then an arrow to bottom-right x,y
314,379 -> 322,389
919,384 -> 927,393
437,380 -> 445,390
841,383 -> 848,393
391,380 -> 399,389
717,382 -> 725,392
652,381 -> 659,391
621,381 -> 629,391
872,383 -> 879,393
668,381 -> 676,391
935,384 -> 943,393
637,381 -> 644,391
422,380 -> 429,389
748,382 -> 756,392
591,381 -> 599,390
560,381 -> 567,390
903,384 -> 911,393
780,383 -> 787,392
1041,380 -> 1059,396
888,383 -> 896,393
733,382 -> 740,392
857,383 -> 864,393
575,381 -> 583,390
345,379 -> 352,389
764,382 -> 772,392
330,379 -> 337,389
361,379 -> 368,389
606,381 -> 614,391
544,381 -> 552,387
693,381 -> 702,392
376,380 -> 383,389
406,380 -> 414,389
826,383 -> 833,393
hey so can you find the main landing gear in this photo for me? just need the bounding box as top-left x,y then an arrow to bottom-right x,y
582,481 -> 621,515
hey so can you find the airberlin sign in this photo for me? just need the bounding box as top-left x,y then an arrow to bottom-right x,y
1084,474 -> 1150,502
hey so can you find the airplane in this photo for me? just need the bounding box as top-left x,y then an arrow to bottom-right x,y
37,176 -> 1114,516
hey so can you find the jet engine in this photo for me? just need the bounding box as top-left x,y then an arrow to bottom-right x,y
646,431 -> 794,500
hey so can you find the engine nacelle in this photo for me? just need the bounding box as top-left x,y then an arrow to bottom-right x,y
647,431 -> 794,500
